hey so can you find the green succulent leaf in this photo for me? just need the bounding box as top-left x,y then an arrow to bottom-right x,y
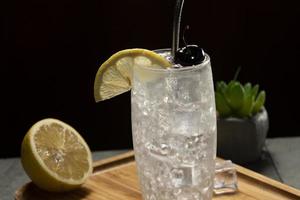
244,82 -> 252,88
252,84 -> 259,99
216,81 -> 227,95
253,90 -> 266,114
215,79 -> 266,118
227,80 -> 236,90
224,82 -> 245,111
215,92 -> 232,117
244,82 -> 252,93
237,95 -> 254,118
244,83 -> 252,98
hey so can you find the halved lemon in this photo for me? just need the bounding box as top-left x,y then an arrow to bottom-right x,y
94,48 -> 171,102
21,118 -> 92,192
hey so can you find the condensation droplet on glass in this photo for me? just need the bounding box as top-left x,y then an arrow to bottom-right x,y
149,194 -> 156,200
163,96 -> 169,103
171,168 -> 184,185
173,188 -> 182,195
160,143 -> 170,155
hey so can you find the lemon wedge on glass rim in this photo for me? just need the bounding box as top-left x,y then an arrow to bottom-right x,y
94,48 -> 171,102
21,118 -> 92,192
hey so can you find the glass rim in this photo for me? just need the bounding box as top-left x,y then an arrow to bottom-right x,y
135,48 -> 211,73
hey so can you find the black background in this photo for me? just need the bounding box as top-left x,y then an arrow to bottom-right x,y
1,0 -> 300,157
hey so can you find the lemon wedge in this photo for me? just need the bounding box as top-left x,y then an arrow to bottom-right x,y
21,118 -> 92,192
94,48 -> 171,102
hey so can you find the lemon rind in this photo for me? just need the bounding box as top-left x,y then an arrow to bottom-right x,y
94,48 -> 171,102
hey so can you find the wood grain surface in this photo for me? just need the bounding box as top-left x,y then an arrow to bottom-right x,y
15,151 -> 300,200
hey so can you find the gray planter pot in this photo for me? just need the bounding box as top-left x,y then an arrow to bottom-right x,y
217,107 -> 269,164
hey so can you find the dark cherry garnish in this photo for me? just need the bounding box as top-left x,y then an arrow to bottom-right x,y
174,45 -> 205,66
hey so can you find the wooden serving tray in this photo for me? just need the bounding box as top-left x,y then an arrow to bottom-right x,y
15,151 -> 300,200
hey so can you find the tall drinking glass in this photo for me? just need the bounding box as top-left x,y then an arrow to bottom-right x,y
131,49 -> 216,200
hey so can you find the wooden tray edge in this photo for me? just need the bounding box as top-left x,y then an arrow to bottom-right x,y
14,151 -> 136,200
91,151 -> 300,198
92,150 -> 135,173
15,151 -> 300,199
234,163 -> 300,197
91,151 -> 300,197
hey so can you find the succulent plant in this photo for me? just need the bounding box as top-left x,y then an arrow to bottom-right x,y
215,80 -> 266,118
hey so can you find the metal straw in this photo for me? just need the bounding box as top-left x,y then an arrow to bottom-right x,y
172,0 -> 185,58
